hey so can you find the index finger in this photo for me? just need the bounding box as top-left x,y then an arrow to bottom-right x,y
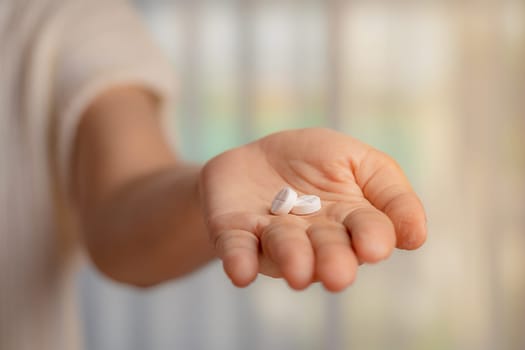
355,149 -> 427,250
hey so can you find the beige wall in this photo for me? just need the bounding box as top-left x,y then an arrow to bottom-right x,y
78,1 -> 525,349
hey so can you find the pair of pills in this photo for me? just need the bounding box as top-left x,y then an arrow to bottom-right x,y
270,187 -> 322,216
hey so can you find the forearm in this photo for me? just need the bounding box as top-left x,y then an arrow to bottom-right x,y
73,86 -> 215,287
83,164 -> 215,287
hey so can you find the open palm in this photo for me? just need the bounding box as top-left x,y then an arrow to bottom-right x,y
200,128 -> 426,292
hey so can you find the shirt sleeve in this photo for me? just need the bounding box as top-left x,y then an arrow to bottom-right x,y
53,0 -> 176,189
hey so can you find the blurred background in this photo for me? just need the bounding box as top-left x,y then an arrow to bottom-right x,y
77,0 -> 525,349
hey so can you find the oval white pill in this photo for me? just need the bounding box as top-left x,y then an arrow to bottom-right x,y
291,195 -> 321,215
270,187 -> 298,215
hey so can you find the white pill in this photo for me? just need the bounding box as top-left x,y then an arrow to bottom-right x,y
291,195 -> 322,215
270,187 -> 298,215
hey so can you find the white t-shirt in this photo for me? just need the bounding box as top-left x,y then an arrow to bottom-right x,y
0,0 -> 174,349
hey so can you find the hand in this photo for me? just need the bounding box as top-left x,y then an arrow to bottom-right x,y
199,128 -> 427,292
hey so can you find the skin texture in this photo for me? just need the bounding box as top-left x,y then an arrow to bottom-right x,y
73,86 -> 215,287
74,86 -> 427,291
201,128 -> 426,291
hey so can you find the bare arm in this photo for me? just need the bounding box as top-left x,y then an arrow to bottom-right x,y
72,86 -> 427,292
73,86 -> 215,287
